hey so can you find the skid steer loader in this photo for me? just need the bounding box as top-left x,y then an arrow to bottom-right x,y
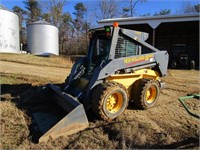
33,22 -> 169,143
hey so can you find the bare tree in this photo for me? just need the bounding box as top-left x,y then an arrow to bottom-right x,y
39,0 -> 74,54
48,0 -> 67,27
73,3 -> 87,34
95,0 -> 119,20
13,6 -> 27,45
122,0 -> 146,17
23,0 -> 41,23
154,9 -> 171,16
177,2 -> 198,14
182,2 -> 197,13
70,2 -> 88,55
13,6 -> 26,28
41,13 -> 51,22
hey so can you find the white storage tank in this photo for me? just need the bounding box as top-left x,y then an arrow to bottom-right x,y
27,20 -> 59,56
0,5 -> 20,53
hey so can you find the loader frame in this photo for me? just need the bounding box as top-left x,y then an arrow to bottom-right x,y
66,26 -> 169,109
33,24 -> 169,143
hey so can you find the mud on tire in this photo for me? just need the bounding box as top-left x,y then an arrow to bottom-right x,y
91,82 -> 129,121
132,79 -> 160,109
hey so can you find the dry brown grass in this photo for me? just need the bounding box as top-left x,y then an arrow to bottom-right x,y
65,127 -> 118,149
0,53 -> 73,68
0,101 -> 30,149
0,72 -> 58,85
0,54 -> 199,149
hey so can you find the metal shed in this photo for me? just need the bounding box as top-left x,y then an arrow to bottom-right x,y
98,14 -> 199,68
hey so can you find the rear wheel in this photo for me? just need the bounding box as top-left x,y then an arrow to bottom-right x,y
91,82 -> 128,121
190,60 -> 195,70
171,61 -> 177,69
132,79 -> 160,109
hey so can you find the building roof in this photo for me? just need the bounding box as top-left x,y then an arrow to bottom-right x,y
98,14 -> 200,29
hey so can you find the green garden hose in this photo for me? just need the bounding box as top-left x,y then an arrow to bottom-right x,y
179,94 -> 200,119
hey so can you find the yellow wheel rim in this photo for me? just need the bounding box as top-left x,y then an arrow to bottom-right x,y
106,92 -> 123,113
146,86 -> 157,103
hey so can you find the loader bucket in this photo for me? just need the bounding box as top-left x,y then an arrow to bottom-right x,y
32,84 -> 89,143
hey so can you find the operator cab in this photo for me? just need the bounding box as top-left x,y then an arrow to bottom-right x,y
86,26 -> 113,75
86,24 -> 144,74
66,26 -> 113,97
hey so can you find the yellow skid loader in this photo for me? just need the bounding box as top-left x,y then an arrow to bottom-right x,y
32,22 -> 169,142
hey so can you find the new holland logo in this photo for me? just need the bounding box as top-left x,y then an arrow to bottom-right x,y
124,54 -> 154,66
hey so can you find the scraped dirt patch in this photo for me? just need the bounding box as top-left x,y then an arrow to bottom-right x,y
0,55 -> 199,149
184,97 -> 200,116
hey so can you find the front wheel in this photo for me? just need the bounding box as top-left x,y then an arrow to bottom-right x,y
91,82 -> 129,121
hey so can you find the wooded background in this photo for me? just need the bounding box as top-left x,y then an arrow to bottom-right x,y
12,0 -> 199,55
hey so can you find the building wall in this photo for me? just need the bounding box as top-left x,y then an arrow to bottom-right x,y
156,21 -> 199,68
120,21 -> 199,68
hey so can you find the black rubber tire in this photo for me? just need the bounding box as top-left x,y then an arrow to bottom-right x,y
190,60 -> 195,70
91,82 -> 129,121
132,79 -> 160,109
171,61 -> 177,69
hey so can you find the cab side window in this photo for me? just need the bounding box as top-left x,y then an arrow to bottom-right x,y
115,34 -> 140,58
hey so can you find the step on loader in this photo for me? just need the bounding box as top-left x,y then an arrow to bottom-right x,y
32,22 -> 169,143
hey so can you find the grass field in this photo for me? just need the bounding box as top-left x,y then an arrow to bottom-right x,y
0,53 -> 73,68
0,53 -> 199,149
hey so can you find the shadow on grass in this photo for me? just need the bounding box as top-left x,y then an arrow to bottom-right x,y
1,83 -> 65,143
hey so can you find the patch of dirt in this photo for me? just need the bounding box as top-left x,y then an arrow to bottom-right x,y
184,97 -> 200,116
0,61 -> 70,83
0,53 -> 73,68
0,58 -> 199,149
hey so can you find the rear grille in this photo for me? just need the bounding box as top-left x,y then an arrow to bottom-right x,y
115,35 -> 138,58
